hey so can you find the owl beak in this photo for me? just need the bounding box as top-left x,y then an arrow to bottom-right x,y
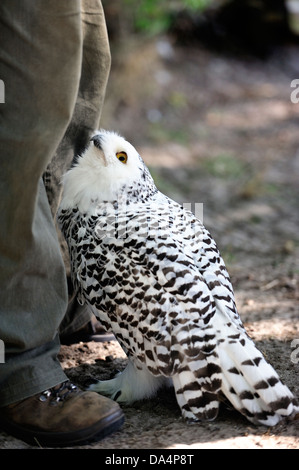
90,135 -> 107,166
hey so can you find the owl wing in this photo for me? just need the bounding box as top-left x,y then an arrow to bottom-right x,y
59,201 -> 298,425
182,206 -> 244,330
65,203 -> 221,373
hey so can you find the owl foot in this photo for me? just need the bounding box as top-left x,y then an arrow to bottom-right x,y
88,358 -> 171,403
88,372 -> 128,402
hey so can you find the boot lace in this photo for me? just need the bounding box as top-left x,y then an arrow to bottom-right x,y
39,380 -> 78,405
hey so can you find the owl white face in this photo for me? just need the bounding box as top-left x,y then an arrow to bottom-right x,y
90,130 -> 141,172
60,130 -> 147,212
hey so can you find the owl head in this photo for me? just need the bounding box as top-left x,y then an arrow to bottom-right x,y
60,130 -> 155,212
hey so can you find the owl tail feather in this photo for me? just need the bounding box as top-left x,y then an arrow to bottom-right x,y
172,369 -> 221,422
172,318 -> 298,426
217,328 -> 299,426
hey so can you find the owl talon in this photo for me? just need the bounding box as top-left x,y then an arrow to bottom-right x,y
88,359 -> 169,404
88,378 -> 124,402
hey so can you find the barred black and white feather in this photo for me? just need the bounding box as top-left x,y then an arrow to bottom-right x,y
58,130 -> 298,426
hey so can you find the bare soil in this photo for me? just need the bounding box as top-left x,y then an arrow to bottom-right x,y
1,37 -> 299,449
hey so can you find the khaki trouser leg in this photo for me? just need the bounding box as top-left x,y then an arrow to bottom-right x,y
44,0 -> 111,337
0,0 -> 110,406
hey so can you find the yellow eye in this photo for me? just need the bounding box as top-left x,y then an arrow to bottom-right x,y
116,151 -> 128,164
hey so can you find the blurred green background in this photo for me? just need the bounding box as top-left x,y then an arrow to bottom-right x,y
100,0 -> 299,275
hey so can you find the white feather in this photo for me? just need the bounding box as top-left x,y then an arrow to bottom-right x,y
60,130 -> 143,213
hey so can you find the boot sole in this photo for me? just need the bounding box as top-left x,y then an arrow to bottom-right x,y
0,408 -> 124,447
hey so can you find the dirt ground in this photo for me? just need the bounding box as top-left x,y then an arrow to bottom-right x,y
1,36 -> 299,450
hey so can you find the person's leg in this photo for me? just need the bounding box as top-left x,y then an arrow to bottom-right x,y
0,0 -> 83,406
44,0 -> 111,219
43,0 -> 111,338
0,1 -> 124,446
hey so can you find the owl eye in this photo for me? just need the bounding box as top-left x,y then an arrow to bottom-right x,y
116,151 -> 128,164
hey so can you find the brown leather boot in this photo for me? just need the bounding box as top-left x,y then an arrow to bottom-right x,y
0,380 -> 124,447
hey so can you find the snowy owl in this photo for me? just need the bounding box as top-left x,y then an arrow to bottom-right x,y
58,130 -> 298,426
